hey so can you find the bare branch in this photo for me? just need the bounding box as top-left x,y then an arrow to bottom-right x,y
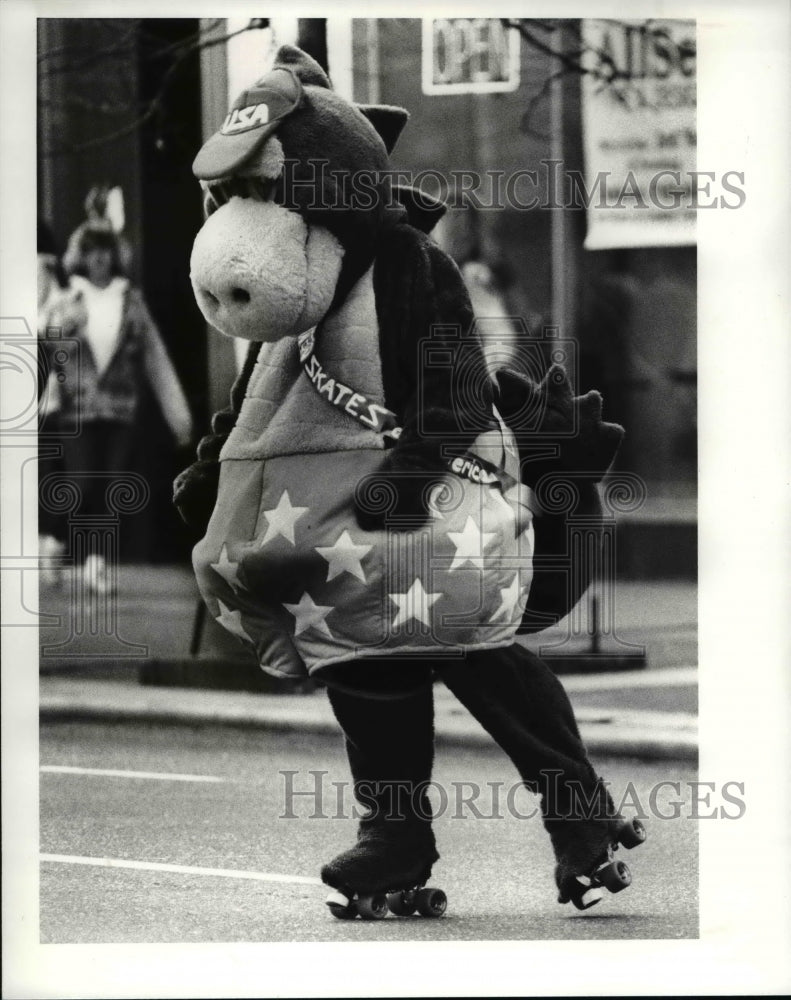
501,17 -> 669,135
40,19 -> 270,158
38,20 -> 143,76
39,94 -> 139,114
519,68 -> 566,142
501,19 -> 588,77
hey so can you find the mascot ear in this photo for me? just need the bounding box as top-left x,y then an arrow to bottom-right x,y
273,44 -> 331,89
356,105 -> 409,153
392,184 -> 447,233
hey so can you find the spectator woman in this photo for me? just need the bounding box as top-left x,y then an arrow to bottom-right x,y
42,224 -> 192,593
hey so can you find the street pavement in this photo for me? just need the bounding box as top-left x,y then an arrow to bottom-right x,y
39,720 -> 699,943
33,564 -> 700,948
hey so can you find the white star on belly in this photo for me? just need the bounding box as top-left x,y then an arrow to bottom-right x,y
284,592 -> 334,638
447,515 -> 497,570
491,573 -> 524,622
210,544 -> 241,589
216,599 -> 252,644
315,529 -> 372,583
259,490 -> 309,547
389,577 -> 442,628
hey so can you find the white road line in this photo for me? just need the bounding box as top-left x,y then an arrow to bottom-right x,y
561,666 -> 698,692
40,853 -> 322,886
39,765 -> 225,783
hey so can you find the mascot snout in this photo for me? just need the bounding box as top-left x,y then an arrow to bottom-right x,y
190,196 -> 344,342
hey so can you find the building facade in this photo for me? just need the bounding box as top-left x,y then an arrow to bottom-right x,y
38,17 -> 697,573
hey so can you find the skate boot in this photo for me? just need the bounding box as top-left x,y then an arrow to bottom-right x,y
322,673 -> 446,919
547,780 -> 646,910
322,818 -> 445,921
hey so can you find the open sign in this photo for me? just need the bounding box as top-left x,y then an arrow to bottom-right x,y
422,18 -> 521,95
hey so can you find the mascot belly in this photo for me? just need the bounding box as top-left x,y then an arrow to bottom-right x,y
192,244 -> 534,680
187,46 -> 535,682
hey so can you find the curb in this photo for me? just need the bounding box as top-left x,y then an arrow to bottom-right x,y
38,654 -> 650,683
39,684 -> 698,762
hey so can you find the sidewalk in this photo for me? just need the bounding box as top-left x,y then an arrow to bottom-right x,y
37,565 -> 698,761
40,669 -> 697,761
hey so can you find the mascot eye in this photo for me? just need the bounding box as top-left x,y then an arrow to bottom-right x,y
202,182 -> 229,214
202,188 -> 220,217
205,177 -> 275,211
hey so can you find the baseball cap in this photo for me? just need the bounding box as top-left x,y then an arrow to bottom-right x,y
193,66 -> 303,181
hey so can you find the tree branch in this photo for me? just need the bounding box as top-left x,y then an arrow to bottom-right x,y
41,19 -> 270,158
501,18 -> 668,139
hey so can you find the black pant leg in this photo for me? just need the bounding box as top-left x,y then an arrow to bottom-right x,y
325,664 -> 436,796
99,420 -> 136,476
321,664 -> 440,892
60,420 -> 137,518
435,644 -> 600,815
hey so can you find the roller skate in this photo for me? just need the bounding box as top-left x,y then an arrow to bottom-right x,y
543,774 -> 647,910
553,816 -> 647,910
321,823 -> 446,921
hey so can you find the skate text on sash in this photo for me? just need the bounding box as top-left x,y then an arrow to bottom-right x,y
297,329 -> 512,492
298,328 -> 402,440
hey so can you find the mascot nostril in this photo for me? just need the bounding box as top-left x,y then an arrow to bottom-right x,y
177,44 -> 632,921
189,196 -> 345,343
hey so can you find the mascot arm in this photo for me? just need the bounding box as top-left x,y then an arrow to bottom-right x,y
494,363 -> 625,632
361,226 -> 493,528
173,338 -> 260,532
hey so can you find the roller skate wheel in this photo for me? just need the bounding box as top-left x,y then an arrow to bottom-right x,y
415,887 -> 447,918
326,890 -> 356,920
600,859 -> 632,892
356,894 -> 389,920
618,817 -> 647,849
387,890 -> 417,916
573,887 -> 604,910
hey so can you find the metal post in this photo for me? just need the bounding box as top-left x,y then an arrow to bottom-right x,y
366,19 -> 380,104
550,25 -> 567,338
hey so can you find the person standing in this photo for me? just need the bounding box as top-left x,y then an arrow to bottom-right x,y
42,224 -> 193,593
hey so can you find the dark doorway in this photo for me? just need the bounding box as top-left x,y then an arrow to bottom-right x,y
134,19 -> 207,562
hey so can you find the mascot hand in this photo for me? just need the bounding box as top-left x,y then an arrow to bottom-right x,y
354,448 -> 443,532
496,363 -> 624,487
173,460 -> 220,533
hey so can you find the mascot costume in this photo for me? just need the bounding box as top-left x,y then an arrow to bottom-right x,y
174,46 -> 645,919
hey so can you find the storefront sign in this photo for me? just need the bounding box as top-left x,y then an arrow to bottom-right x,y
581,19 -> 696,248
422,18 -> 520,94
